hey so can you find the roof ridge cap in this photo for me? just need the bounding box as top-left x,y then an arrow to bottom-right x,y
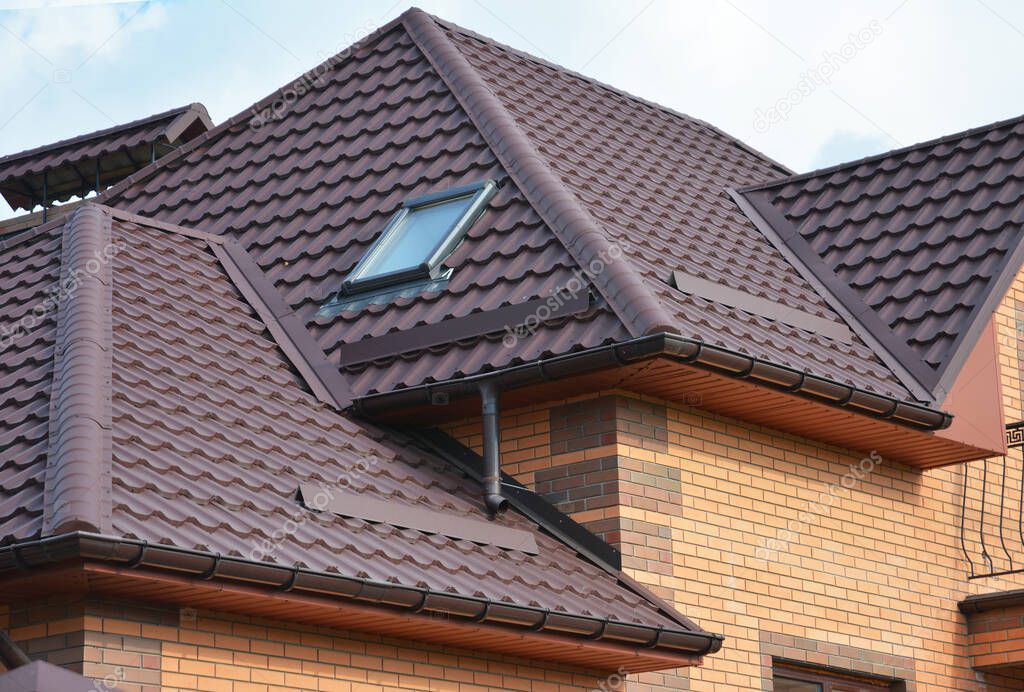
42,203 -> 116,535
403,8 -> 675,337
742,111 -> 1024,193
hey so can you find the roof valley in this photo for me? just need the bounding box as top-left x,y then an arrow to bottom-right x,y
731,188 -> 937,402
42,205 -> 114,535
738,113 -> 1024,402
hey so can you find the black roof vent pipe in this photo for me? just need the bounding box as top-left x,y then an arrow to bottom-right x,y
479,380 -> 509,518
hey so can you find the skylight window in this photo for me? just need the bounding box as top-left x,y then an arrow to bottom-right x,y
342,180 -> 497,294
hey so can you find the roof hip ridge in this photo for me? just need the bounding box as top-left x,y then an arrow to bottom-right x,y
42,203 -> 115,536
401,7 -> 676,338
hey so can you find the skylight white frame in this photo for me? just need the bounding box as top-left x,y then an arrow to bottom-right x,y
342,180 -> 498,294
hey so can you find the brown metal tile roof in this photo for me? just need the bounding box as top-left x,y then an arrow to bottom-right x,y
0,224 -> 61,543
96,9 -> 914,405
0,103 -> 212,211
739,113 -> 1024,401
0,203 -> 717,661
432,15 -> 915,400
107,24 -> 630,395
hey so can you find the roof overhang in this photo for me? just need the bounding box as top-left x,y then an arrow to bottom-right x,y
0,104 -> 212,212
353,333 -> 998,469
0,533 -> 718,673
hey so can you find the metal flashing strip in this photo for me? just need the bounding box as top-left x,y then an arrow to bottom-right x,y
296,482 -> 540,554
408,428 -> 623,571
335,290 -> 592,367
671,270 -> 853,344
212,240 -> 353,410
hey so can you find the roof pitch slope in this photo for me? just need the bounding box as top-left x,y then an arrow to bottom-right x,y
0,104 -> 212,211
740,113 -> 1024,400
427,12 -> 914,400
0,222 -> 64,544
105,20 -> 630,395
0,203 -> 718,660
99,7 -> 910,401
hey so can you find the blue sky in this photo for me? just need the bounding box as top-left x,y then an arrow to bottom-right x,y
1,0 -> 1023,219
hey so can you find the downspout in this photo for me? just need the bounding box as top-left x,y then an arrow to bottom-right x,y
479,380 -> 509,518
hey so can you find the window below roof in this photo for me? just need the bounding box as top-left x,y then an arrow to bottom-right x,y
773,662 -> 901,691
340,180 -> 497,296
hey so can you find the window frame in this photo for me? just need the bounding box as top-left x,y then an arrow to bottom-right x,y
773,663 -> 898,691
341,180 -> 498,295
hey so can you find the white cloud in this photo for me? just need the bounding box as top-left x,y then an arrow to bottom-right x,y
2,0 -> 1023,221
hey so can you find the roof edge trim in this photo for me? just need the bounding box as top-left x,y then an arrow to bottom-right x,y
0,532 -> 723,660
354,333 -> 952,431
41,204 -> 114,535
402,7 -> 675,338
0,103 -> 207,167
211,240 -> 354,410
162,103 -> 214,145
730,187 -> 939,401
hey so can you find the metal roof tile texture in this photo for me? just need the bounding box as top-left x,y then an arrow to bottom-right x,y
95,212 -> 678,628
0,225 -> 63,544
748,115 -> 1024,385
437,19 -> 912,399
1,206 -> 691,633
110,26 -> 626,395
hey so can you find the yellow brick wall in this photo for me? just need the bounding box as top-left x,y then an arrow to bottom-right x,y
2,597 -> 610,692
996,270 -> 1024,425
444,385 -> 1024,690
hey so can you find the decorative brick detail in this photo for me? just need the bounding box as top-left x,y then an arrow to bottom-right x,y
759,632 -> 914,691
549,396 -> 667,455
549,396 -> 619,455
535,457 -> 619,510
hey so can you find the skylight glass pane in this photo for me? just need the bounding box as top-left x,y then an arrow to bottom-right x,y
357,194 -> 476,279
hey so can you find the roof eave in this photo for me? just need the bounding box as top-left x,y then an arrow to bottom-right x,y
351,332 -> 952,432
0,532 -> 722,666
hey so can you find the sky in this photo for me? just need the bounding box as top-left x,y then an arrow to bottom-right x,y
0,0 -> 1022,219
